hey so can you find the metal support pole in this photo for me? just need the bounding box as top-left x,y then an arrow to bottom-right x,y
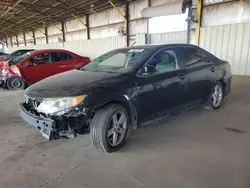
16,35 -> 19,47
109,1 -> 126,19
125,3 -> 129,46
32,30 -> 36,45
61,21 -> 66,42
186,2 -> 192,44
10,37 -> 13,47
109,0 -> 127,45
72,13 -> 89,39
195,0 -> 202,46
45,27 -> 48,44
86,15 -> 90,40
146,0 -> 151,44
109,1 -> 127,30
23,33 -> 26,46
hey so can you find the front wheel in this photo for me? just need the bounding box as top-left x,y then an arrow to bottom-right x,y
6,76 -> 26,90
205,82 -> 224,110
90,104 -> 129,152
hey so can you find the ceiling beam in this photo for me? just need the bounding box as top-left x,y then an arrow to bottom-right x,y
0,0 -> 40,25
0,0 -> 23,19
0,0 -> 128,39
20,2 -> 68,10
0,0 -> 96,33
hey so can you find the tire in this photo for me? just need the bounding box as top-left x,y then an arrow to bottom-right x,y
204,81 -> 224,110
90,104 -> 129,152
6,76 -> 26,90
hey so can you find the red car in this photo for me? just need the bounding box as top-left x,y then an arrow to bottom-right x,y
0,49 -> 90,90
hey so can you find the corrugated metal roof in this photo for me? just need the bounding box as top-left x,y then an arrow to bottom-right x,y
0,0 -> 132,40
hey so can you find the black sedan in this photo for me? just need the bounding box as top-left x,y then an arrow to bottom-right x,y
20,44 -> 232,152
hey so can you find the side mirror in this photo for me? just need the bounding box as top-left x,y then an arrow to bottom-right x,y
24,61 -> 33,67
139,66 -> 150,76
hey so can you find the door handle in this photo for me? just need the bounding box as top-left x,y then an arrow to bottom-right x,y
179,74 -> 185,80
210,67 -> 215,72
153,82 -> 161,90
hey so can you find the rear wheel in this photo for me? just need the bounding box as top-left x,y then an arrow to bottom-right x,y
90,104 -> 129,152
205,82 -> 224,110
6,76 -> 26,90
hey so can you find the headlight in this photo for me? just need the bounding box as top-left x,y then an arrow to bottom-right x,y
0,69 -> 8,77
36,95 -> 87,115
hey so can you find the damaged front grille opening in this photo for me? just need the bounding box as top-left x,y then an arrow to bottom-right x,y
23,99 -> 91,140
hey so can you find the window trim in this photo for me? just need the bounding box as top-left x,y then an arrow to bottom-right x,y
50,52 -> 72,63
136,47 -> 183,77
179,46 -> 214,69
29,52 -> 52,66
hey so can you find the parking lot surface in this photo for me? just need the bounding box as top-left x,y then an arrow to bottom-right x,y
0,76 -> 250,188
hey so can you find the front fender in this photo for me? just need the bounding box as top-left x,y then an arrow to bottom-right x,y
92,94 -> 139,130
8,65 -> 22,77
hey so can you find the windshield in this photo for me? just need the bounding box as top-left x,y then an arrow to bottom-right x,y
10,51 -> 34,64
80,48 -> 150,73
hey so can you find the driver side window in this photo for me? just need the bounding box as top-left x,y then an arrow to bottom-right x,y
140,49 -> 179,76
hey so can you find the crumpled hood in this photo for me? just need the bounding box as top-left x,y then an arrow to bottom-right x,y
26,70 -> 127,98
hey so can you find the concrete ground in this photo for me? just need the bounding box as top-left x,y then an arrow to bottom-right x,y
0,76 -> 250,188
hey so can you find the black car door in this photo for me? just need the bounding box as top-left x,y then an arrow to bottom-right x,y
178,46 -> 216,105
135,48 -> 188,122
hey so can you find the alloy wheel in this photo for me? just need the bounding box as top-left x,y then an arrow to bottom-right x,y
107,111 -> 127,147
11,78 -> 22,88
212,85 -> 223,107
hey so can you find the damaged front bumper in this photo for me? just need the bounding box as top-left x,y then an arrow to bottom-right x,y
19,103 -> 91,140
20,104 -> 57,139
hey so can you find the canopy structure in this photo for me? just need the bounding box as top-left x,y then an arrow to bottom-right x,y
0,0 -> 132,40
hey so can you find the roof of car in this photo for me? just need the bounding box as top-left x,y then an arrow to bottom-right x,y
127,43 -> 200,49
33,49 -> 72,53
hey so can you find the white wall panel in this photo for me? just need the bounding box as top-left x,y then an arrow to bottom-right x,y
90,23 -> 124,39
7,36 -> 126,59
35,28 -> 45,38
149,31 -> 187,44
89,6 -> 125,28
25,32 -> 33,40
7,38 -> 10,45
129,0 -> 148,20
65,30 -> 87,41
48,22 -> 62,35
48,34 -> 63,43
136,34 -> 146,45
64,36 -> 126,59
204,0 -> 231,5
129,19 -> 147,35
202,1 -> 250,27
36,37 -> 46,45
65,16 -> 86,32
200,23 -> 250,76
151,0 -> 167,6
11,36 -> 17,45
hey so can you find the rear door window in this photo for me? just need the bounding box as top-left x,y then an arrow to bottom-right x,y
179,47 -> 212,68
29,53 -> 50,66
51,52 -> 72,63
